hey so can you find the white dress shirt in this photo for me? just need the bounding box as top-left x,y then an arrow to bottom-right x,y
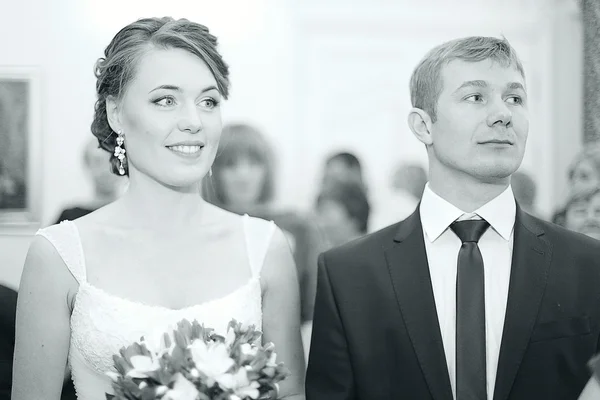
419,183 -> 516,400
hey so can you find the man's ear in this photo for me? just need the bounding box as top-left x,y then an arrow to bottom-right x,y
106,95 -> 122,133
407,107 -> 434,146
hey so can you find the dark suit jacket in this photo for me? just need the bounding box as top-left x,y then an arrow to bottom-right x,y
306,206 -> 600,400
0,284 -> 17,400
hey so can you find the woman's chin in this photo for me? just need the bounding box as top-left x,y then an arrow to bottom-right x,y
160,176 -> 206,191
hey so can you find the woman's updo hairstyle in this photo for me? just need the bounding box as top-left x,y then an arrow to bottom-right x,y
91,17 -> 230,176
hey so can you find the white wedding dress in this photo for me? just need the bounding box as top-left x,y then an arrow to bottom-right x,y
37,214 -> 274,400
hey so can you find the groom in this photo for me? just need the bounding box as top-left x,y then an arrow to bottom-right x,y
306,36 -> 600,400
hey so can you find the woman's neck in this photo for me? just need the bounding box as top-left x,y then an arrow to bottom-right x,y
117,171 -> 206,232
89,192 -> 118,209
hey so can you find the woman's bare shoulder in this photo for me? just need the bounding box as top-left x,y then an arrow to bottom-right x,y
22,233 -> 79,309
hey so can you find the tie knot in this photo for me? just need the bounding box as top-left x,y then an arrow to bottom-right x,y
450,219 -> 490,243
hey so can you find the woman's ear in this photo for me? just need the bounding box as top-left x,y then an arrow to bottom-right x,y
407,107 -> 434,146
106,95 -> 122,133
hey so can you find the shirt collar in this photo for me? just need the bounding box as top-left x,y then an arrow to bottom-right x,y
419,183 -> 516,242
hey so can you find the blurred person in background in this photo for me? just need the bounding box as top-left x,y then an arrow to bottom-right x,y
564,186 -> 600,240
392,162 -> 428,200
569,147 -> 600,195
369,162 -> 427,232
54,137 -> 126,224
315,180 -> 370,248
511,170 -> 538,217
204,123 -> 275,216
203,123 -> 325,360
320,151 -> 366,191
552,146 -> 600,226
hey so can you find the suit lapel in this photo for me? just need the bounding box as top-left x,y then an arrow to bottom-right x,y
493,208 -> 552,400
385,209 -> 453,400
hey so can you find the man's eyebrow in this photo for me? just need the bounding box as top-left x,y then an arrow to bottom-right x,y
506,82 -> 526,91
452,80 -> 488,93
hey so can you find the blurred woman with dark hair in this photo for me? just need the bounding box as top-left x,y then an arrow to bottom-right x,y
321,151 -> 366,191
203,123 -> 276,214
315,180 -> 370,248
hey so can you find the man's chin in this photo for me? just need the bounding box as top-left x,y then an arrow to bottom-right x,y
474,169 -> 515,184
477,153 -> 524,175
477,161 -> 522,181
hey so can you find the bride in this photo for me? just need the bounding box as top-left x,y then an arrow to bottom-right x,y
11,17 -> 305,400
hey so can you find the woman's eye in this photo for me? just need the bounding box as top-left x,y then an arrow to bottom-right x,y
200,98 -> 218,109
154,96 -> 176,107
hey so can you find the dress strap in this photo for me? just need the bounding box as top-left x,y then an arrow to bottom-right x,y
242,214 -> 276,278
36,221 -> 87,283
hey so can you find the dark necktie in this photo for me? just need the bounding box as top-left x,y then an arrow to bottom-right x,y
451,219 -> 490,400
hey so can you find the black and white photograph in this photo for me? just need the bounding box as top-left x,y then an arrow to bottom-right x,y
2,1 -> 600,399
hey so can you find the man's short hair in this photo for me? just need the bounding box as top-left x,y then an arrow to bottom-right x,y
410,36 -> 525,123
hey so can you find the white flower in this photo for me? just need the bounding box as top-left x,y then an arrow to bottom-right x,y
161,373 -> 199,400
235,382 -> 261,400
240,343 -> 258,357
225,328 -> 236,346
267,351 -> 278,367
189,340 -> 235,385
142,330 -> 175,357
125,354 -> 160,378
217,368 -> 260,399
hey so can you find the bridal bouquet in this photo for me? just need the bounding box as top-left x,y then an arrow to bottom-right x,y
106,319 -> 289,400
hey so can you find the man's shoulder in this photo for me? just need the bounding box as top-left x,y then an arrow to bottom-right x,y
525,213 -> 600,254
321,222 -> 401,268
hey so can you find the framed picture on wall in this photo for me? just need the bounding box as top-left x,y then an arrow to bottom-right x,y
0,66 -> 42,227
